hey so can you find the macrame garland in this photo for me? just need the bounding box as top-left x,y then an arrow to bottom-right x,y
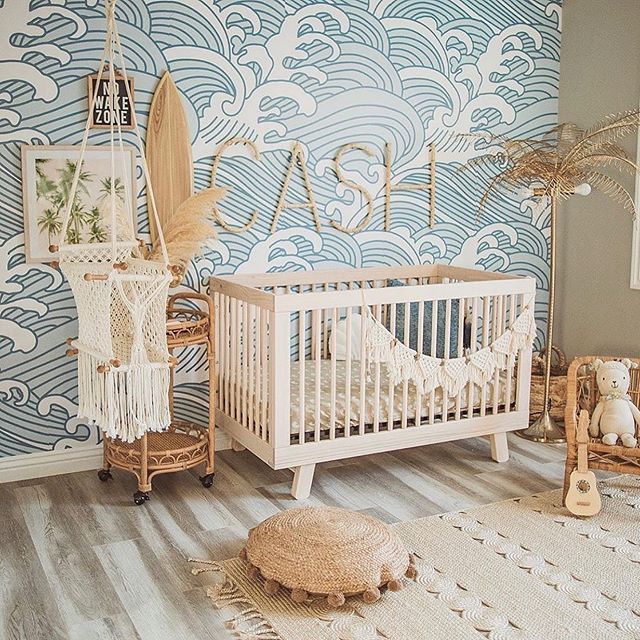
363,306 -> 536,395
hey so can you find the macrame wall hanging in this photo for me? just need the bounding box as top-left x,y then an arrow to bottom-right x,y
54,0 -> 173,443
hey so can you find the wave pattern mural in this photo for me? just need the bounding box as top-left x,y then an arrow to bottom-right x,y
0,0 -> 561,457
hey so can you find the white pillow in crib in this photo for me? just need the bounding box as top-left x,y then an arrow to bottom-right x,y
329,312 -> 363,360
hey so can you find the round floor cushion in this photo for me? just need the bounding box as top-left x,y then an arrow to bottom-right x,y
239,506 -> 416,607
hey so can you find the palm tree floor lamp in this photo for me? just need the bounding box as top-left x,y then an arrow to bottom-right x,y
463,111 -> 640,443
518,183 -> 590,443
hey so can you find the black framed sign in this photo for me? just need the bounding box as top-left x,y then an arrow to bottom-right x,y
87,68 -> 135,129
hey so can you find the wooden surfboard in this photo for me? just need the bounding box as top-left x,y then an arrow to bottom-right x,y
146,71 -> 193,244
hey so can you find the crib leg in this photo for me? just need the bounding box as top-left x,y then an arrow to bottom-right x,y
291,464 -> 316,500
489,432 -> 509,463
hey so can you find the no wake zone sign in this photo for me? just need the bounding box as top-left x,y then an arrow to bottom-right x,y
87,67 -> 134,129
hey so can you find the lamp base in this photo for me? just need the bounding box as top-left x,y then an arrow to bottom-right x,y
516,410 -> 566,444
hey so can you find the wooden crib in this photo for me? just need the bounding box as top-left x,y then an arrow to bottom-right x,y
210,265 -> 535,499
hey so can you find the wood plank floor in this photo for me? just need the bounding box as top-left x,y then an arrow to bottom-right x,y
0,435 -> 567,640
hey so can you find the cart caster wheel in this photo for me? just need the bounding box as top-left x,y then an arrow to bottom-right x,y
133,491 -> 149,506
199,473 -> 215,488
97,469 -> 112,482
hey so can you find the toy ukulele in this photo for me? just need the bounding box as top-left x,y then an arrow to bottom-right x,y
565,410 -> 602,516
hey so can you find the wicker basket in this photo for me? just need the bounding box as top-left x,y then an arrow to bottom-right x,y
530,345 -> 568,424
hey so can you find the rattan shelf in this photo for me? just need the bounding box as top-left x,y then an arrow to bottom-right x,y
98,292 -> 216,505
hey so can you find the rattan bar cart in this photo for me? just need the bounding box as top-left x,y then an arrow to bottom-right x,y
97,292 -> 215,505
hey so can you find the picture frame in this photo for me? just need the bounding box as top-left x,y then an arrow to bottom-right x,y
21,144 -> 137,263
87,67 -> 135,129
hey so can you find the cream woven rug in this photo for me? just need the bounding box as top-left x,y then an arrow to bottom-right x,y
192,477 -> 640,640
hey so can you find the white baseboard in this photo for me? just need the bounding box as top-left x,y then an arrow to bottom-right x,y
0,446 -> 103,483
0,429 -> 231,484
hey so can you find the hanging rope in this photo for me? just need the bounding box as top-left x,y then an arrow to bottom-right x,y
57,0 -> 169,266
56,0 -> 173,441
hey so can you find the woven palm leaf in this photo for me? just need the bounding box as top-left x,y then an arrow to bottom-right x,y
461,109 -> 640,216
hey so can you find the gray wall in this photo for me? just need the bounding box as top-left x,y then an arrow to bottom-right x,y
555,0 -> 640,359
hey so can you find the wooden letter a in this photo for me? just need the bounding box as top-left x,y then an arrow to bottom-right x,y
271,142 -> 321,233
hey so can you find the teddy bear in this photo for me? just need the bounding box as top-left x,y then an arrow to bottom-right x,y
589,359 -> 640,447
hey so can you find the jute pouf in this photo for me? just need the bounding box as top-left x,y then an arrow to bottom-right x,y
239,506 -> 416,608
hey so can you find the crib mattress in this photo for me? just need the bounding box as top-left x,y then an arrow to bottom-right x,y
289,360 -> 516,435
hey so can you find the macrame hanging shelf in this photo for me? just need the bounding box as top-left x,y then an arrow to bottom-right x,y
54,0 -> 174,443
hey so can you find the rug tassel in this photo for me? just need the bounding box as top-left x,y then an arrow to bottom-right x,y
188,557 -> 223,570
193,560 -> 282,639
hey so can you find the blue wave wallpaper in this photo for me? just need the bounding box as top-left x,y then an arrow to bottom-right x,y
0,0 -> 561,458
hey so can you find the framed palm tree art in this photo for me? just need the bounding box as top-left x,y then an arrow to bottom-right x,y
21,145 -> 136,262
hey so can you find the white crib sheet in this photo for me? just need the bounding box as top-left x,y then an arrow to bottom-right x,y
289,360 -> 516,435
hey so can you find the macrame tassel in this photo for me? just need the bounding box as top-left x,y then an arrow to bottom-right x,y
492,330 -> 513,369
364,315 -> 393,363
195,565 -> 281,640
468,347 -> 496,386
415,354 -> 441,393
76,358 -> 171,442
440,358 -> 469,396
77,351 -> 108,425
388,341 -> 418,385
509,308 -> 537,351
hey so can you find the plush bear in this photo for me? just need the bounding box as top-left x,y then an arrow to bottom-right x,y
589,359 -> 640,447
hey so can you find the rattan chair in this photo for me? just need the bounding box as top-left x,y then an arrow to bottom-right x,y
563,355 -> 640,498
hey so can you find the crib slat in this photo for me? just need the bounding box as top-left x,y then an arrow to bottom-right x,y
260,307 -> 268,440
220,295 -> 231,414
467,297 -> 478,420
229,298 -> 238,421
212,292 -> 219,410
387,301 -> 396,430
455,296 -> 465,421
505,294 -> 516,413
237,300 -> 244,423
344,301 -> 353,437
313,307 -> 321,443
373,301 -> 382,433
299,288 -> 306,444
480,295 -> 490,417
415,288 -> 425,427
330,306 -> 338,439
359,282 -> 367,436
516,292 -> 534,412
242,300 -> 249,428
217,293 -> 225,413
492,295 -> 504,415
444,297 -> 451,359
442,297 -> 452,424
247,304 -> 255,433
323,282 -> 330,358
428,299 -> 437,425
491,294 -> 498,341
401,300 -> 410,429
